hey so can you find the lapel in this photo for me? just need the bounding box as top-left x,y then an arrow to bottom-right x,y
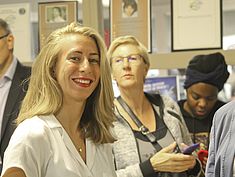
86,139 -> 96,170
1,61 -> 30,139
62,129 -> 96,174
48,115 -> 96,175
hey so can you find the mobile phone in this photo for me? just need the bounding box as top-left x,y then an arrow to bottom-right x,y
182,143 -> 200,155
197,149 -> 208,162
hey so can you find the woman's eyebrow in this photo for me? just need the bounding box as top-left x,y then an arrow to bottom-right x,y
69,50 -> 82,54
89,52 -> 99,56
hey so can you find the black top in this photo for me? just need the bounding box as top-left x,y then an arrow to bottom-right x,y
177,99 -> 226,150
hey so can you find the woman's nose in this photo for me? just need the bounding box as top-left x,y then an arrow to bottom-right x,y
122,58 -> 130,68
79,58 -> 91,72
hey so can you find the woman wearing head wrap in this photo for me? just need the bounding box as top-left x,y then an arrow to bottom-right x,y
177,52 -> 230,174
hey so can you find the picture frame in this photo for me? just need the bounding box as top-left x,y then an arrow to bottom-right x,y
171,0 -> 222,51
0,3 -> 32,62
110,0 -> 152,52
38,1 -> 78,50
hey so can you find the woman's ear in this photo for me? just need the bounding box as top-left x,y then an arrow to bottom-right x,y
144,65 -> 148,77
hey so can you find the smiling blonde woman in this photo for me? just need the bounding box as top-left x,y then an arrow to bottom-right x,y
1,22 -> 116,177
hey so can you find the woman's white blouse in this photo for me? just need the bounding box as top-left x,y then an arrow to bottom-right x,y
2,115 -> 116,177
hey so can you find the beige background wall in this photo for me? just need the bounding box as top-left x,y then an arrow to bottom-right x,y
0,0 -> 235,69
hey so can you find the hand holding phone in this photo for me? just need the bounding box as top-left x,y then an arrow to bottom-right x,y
182,143 -> 200,155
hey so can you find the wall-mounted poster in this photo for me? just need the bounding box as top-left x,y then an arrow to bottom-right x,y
144,76 -> 179,101
0,3 -> 32,62
38,1 -> 77,50
171,0 -> 222,51
110,0 -> 151,52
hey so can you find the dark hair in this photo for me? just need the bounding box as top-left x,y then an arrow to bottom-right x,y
0,18 -> 11,34
123,0 -> 137,15
53,7 -> 62,15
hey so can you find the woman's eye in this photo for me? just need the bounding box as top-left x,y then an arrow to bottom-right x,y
69,56 -> 82,61
129,57 -> 137,61
192,94 -> 199,100
89,58 -> 99,64
115,58 -> 123,63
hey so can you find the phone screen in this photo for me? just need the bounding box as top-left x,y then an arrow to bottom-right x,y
182,143 -> 200,155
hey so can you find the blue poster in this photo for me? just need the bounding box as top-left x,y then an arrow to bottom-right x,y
144,76 -> 179,101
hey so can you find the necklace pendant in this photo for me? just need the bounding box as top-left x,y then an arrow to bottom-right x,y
78,148 -> 82,153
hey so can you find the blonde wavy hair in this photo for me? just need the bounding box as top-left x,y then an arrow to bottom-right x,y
17,22 -> 115,144
107,35 -> 150,70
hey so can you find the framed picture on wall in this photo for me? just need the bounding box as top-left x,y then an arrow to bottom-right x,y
171,0 -> 222,51
0,3 -> 32,62
38,1 -> 77,50
110,0 -> 152,52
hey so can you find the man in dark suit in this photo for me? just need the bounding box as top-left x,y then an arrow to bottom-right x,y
0,18 -> 31,173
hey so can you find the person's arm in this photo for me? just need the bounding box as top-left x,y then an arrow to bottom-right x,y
115,163 -> 144,177
112,119 -> 144,177
173,103 -> 203,176
205,117 -> 216,177
163,96 -> 202,176
2,167 -> 26,177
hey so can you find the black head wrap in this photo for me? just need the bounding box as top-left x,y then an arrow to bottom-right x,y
184,52 -> 230,91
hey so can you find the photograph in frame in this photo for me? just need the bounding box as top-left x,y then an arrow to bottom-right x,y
171,0 -> 222,51
46,5 -> 68,23
38,1 -> 77,50
0,3 -> 32,62
110,0 -> 151,52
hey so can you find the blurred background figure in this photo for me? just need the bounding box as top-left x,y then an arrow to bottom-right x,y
177,52 -> 230,174
206,100 -> 235,177
0,18 -> 31,174
108,35 -> 202,177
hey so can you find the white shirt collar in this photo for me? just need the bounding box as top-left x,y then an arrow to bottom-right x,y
4,56 -> 17,80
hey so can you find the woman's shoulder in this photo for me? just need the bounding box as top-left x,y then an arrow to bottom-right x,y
148,93 -> 179,110
145,92 -> 175,104
12,115 -> 54,144
18,115 -> 50,129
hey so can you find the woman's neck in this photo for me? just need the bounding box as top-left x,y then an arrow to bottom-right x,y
120,90 -> 148,116
56,100 -> 86,134
118,89 -> 156,131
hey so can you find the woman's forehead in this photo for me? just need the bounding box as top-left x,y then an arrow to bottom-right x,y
113,43 -> 140,55
59,34 -> 98,50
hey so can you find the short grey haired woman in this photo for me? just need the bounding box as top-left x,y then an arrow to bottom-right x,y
108,35 -> 202,177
